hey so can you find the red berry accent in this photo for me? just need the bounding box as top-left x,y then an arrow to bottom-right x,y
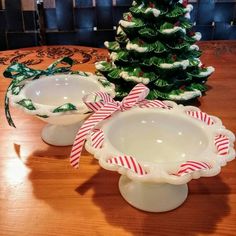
174,21 -> 180,27
127,15 -> 132,22
189,31 -> 196,37
138,71 -> 144,77
138,39 -> 144,45
178,38 -> 184,44
201,64 -> 206,69
182,0 -> 188,8
149,2 -> 155,8
172,54 -> 177,61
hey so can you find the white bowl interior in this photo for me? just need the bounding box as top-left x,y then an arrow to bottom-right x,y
105,111 -> 209,164
23,75 -> 101,106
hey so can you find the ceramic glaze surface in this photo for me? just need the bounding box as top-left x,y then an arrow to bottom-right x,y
106,111 -> 209,164
23,75 -> 102,106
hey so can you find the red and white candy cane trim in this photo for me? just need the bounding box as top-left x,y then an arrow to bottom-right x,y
70,83 -> 169,168
138,100 -> 169,109
85,91 -> 114,112
215,134 -> 230,156
91,129 -> 104,149
70,102 -> 118,168
186,111 -> 215,125
107,155 -> 146,176
176,160 -> 212,176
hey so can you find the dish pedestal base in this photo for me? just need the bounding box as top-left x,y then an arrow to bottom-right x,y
119,175 -> 188,212
41,121 -> 83,146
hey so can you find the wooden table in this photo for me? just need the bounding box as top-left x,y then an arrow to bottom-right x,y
0,42 -> 235,236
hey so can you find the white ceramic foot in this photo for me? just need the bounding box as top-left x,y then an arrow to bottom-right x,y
41,121 -> 84,146
119,175 -> 188,212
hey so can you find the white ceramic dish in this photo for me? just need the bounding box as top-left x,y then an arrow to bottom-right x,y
8,73 -> 115,146
85,104 -> 235,212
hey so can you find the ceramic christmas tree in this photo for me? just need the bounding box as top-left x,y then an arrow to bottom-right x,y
95,0 -> 215,101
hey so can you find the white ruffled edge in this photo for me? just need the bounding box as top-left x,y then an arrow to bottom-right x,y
161,26 -> 186,34
85,105 -> 235,185
8,73 -> 116,117
119,20 -> 135,28
126,41 -> 148,53
119,71 -> 150,85
199,66 -> 215,76
169,90 -> 202,101
160,59 -> 189,69
104,41 -> 120,51
193,32 -> 202,41
145,8 -> 161,17
95,61 -> 116,71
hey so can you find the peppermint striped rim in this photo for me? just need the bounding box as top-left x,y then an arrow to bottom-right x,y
122,84 -> 149,107
138,100 -> 169,109
70,83 -> 158,168
70,103 -> 118,168
107,155 -> 146,176
186,111 -> 215,125
215,134 -> 230,156
91,129 -> 105,149
84,91 -> 115,112
176,160 -> 212,176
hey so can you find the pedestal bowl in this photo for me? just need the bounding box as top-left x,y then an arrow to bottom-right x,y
8,73 -> 115,146
85,104 -> 235,212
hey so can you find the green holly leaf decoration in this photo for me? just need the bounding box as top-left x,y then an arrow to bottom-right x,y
160,22 -> 174,30
188,58 -> 200,67
166,42 -> 190,50
154,79 -> 173,89
11,85 -> 25,95
70,71 -> 89,76
105,41 -> 121,51
53,103 -> 77,113
166,6 -> 186,18
95,61 -> 114,72
108,69 -> 122,79
116,51 -> 129,62
144,57 -> 165,67
116,27 -> 128,43
122,13 -> 145,28
17,99 -> 36,110
170,89 -> 184,96
147,90 -> 170,100
180,18 -> 193,29
138,28 -> 158,38
183,34 -> 197,44
37,114 -> 49,118
130,5 -> 146,15
98,78 -> 111,87
185,83 -> 208,92
154,41 -> 167,53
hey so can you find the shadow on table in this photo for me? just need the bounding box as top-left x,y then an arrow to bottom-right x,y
21,144 -> 231,235
22,145 -> 80,210
76,169 -> 231,236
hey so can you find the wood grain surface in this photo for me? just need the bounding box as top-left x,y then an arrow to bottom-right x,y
0,42 -> 236,236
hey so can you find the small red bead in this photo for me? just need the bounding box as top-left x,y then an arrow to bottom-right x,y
174,21 -> 180,27
139,71 -> 144,77
127,15 -> 132,22
182,0 -> 188,8
138,39 -> 144,45
189,31 -> 196,36
149,2 -> 155,8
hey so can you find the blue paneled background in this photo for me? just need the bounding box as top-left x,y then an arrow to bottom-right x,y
0,0 -> 236,50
